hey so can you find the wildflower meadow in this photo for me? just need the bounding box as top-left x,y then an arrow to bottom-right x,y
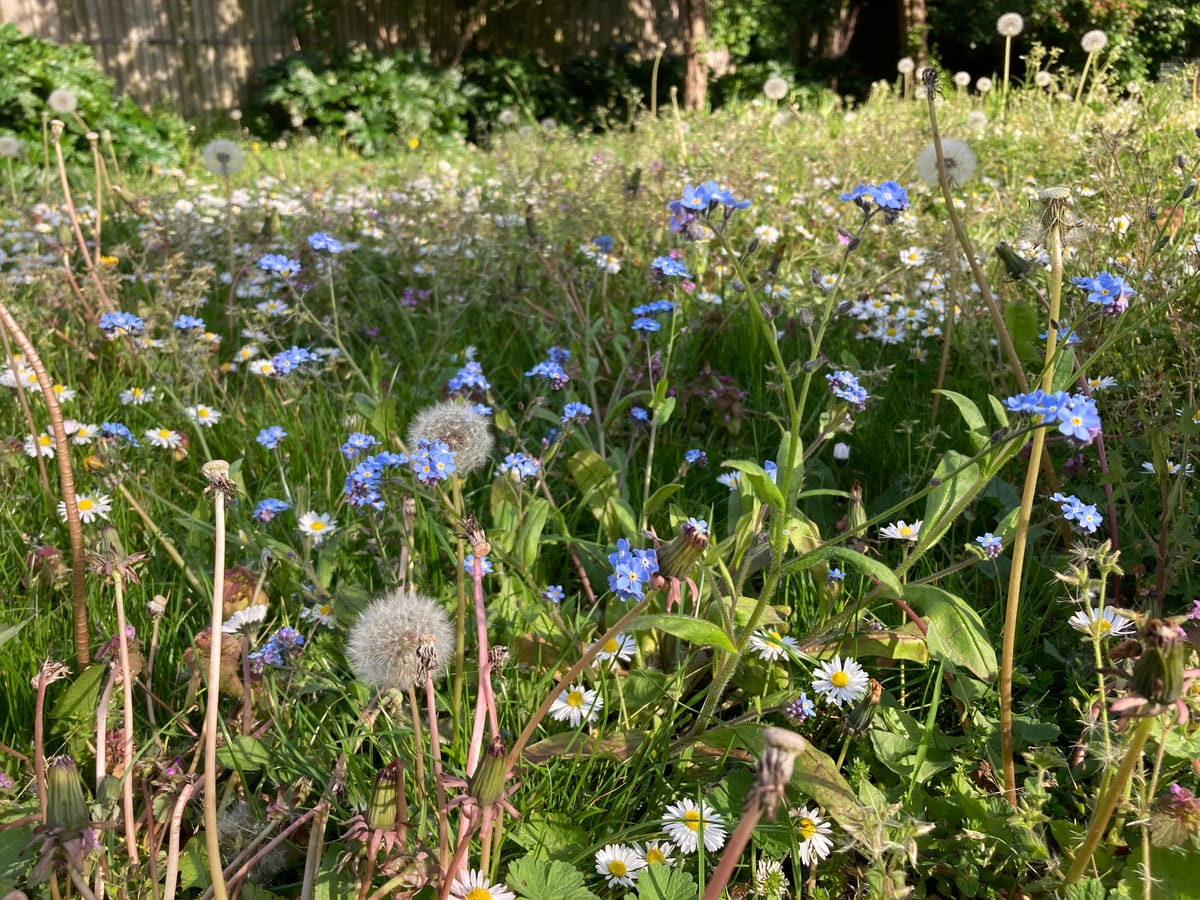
1,28 -> 1199,900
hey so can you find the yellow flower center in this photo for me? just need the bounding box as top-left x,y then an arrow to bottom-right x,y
566,690 -> 583,708
607,860 -> 627,877
797,817 -> 816,839
158,430 -> 172,439
465,889 -> 491,900
309,521 -> 326,532
1097,618 -> 1111,632
37,435 -> 51,447
683,809 -> 701,832
831,671 -> 850,688
78,498 -> 94,512
899,524 -> 913,537
603,638 -> 619,653
645,848 -> 666,865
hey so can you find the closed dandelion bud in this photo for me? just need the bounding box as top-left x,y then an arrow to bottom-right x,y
657,517 -> 710,579
1130,619 -> 1186,705
842,678 -> 883,737
752,727 -> 809,819
847,480 -> 867,535
46,756 -> 89,834
366,761 -> 403,832
995,241 -> 1035,280
469,737 -> 508,807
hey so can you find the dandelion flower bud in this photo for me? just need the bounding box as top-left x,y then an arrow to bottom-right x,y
469,736 -> 509,807
366,761 -> 403,831
45,756 -> 89,833
841,678 -> 883,737
346,588 -> 453,692
656,517 -> 710,579
1081,30 -> 1108,53
1129,618 -> 1186,707
407,399 -> 493,477
996,13 -> 1024,37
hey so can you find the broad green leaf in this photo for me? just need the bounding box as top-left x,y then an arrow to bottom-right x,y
786,513 -> 822,555
782,545 -> 903,597
50,664 -> 107,730
635,863 -> 697,900
1061,879 -> 1107,900
518,498 -> 551,570
934,389 -> 988,451
628,614 -> 734,652
215,735 -> 271,772
652,395 -> 676,425
921,450 -> 982,548
510,812 -> 591,861
507,855 -> 599,900
903,584 -> 997,681
567,449 -> 617,517
800,622 -> 928,665
603,496 -> 638,541
1003,298 -> 1039,365
523,730 -> 648,764
644,483 -> 683,518
723,460 -> 785,511
987,394 -> 1010,431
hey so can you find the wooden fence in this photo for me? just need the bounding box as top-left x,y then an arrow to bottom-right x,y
0,0 -> 687,121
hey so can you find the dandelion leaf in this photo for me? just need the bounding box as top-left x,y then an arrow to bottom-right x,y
506,854 -> 599,900
215,735 -> 271,772
1003,298 -> 1040,365
634,862 -> 697,900
903,584 -> 997,681
629,613 -> 735,652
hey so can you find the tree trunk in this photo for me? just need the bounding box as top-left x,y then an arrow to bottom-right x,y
683,0 -> 708,111
899,0 -> 929,63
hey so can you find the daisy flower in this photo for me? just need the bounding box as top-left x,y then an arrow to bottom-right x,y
636,840 -> 676,868
812,655 -> 869,707
548,684 -> 602,727
51,383 -> 75,403
449,869 -> 516,900
755,857 -> 788,898
749,627 -> 799,662
70,423 -> 100,445
1141,460 -> 1194,477
24,432 -> 55,458
1068,607 -> 1135,639
298,511 -> 337,545
145,427 -> 184,450
57,492 -> 112,524
1085,376 -> 1117,391
661,798 -> 727,854
879,519 -> 922,541
185,405 -> 221,428
595,844 -> 644,888
222,605 -> 267,636
594,632 -> 636,665
120,386 -> 156,406
792,806 -> 835,867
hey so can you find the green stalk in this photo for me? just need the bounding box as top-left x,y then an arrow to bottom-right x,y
1063,717 -> 1154,884
999,187 -> 1069,805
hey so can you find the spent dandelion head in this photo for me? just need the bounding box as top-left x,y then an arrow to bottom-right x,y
1081,30 -> 1108,53
763,76 -> 789,101
407,399 -> 493,477
996,13 -> 1024,37
0,135 -> 22,158
916,139 -> 977,189
346,588 -> 453,692
47,88 -> 78,115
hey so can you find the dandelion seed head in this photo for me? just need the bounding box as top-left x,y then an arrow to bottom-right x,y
346,588 -> 453,692
408,400 -> 493,476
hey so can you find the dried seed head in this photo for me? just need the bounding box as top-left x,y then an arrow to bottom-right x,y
407,400 -> 493,477
346,588 -> 453,692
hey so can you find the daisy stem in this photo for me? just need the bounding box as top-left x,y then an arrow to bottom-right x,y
1063,716 -> 1154,884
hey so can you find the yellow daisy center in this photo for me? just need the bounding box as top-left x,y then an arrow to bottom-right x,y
683,809 -> 701,832
797,817 -> 816,839
645,848 -> 666,865
607,860 -> 627,877
465,889 -> 491,900
566,690 -> 583,708
38,435 -> 51,446
831,671 -> 850,688
603,638 -> 619,653
158,430 -> 172,439
78,498 -> 94,512
899,525 -> 913,537
1097,618 -> 1111,632
309,521 -> 326,532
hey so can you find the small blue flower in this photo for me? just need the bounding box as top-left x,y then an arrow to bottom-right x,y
464,552 -> 493,575
1073,271 -> 1134,314
341,432 -> 379,459
448,359 -> 490,393
685,517 -> 709,538
630,406 -> 650,423
764,460 -> 778,483
561,401 -> 591,424
786,692 -> 816,721
525,359 -> 570,390
542,584 -> 565,603
254,498 -> 290,523
684,448 -> 708,467
632,317 -> 661,335
257,425 -> 287,450
257,254 -> 301,276
498,451 -> 540,482
589,235 -> 613,253
826,370 -> 869,410
650,256 -> 693,280
173,314 -> 205,332
827,567 -> 846,582
271,346 -> 315,377
100,422 -> 139,446
975,533 -> 1003,558
99,311 -> 144,337
411,438 -> 456,485
307,232 -> 344,253
547,345 -> 572,364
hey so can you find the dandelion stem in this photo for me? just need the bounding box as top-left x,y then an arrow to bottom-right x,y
201,465 -> 231,900
112,571 -> 140,864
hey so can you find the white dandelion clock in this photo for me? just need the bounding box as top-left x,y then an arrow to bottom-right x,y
916,139 -> 977,190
